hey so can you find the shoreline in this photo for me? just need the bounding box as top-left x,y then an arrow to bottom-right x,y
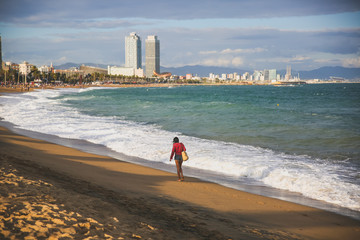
1,85 -> 359,219
3,118 -> 359,222
1,80 -> 359,96
1,126 -> 360,239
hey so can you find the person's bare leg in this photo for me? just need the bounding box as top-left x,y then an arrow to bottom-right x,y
175,160 -> 182,181
179,161 -> 184,181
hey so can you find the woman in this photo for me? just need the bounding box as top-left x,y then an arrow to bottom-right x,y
170,137 -> 186,181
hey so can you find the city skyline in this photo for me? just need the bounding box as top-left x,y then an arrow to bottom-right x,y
0,0 -> 359,71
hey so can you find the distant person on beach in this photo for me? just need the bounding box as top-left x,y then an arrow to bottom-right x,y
170,137 -> 186,181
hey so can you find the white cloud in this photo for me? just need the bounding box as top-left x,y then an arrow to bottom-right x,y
221,48 -> 267,54
198,56 -> 244,67
199,50 -> 218,55
260,55 -> 312,64
291,55 -> 311,62
220,48 -> 234,54
201,58 -> 230,67
231,57 -> 244,67
199,48 -> 267,55
342,57 -> 360,68
313,58 -> 339,64
57,56 -> 67,63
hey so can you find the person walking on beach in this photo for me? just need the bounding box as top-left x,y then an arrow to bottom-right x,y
170,137 -> 186,181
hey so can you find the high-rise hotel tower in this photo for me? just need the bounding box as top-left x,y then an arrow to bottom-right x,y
145,35 -> 160,77
125,32 -> 141,69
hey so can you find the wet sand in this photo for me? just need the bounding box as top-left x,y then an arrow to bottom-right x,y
0,126 -> 359,239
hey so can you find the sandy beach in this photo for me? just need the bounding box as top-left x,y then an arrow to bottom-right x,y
1,125 -> 360,240
1,87 -> 360,239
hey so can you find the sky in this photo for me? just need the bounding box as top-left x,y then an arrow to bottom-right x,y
1,0 -> 360,71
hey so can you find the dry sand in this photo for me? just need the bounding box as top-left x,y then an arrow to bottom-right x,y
0,126 -> 359,240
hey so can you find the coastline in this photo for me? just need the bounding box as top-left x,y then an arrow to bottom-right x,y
1,126 -> 360,239
1,80 -> 358,96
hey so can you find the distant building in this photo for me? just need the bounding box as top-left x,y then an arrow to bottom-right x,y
125,32 -> 142,69
38,63 -> 54,73
253,70 -> 263,81
186,73 -> 192,80
285,65 -> 292,81
19,61 -> 33,75
269,69 -> 277,81
264,70 -> 269,81
3,62 -> 19,71
79,65 -> 107,75
242,72 -> 250,80
263,69 -> 277,81
108,66 -> 144,77
145,35 -> 160,77
54,68 -> 84,77
233,72 -> 238,80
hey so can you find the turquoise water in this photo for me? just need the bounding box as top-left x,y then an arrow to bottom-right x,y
1,83 -> 359,214
64,84 -> 360,163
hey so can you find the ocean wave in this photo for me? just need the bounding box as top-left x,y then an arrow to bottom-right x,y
0,88 -> 359,212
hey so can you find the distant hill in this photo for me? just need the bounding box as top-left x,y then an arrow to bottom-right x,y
161,65 -> 250,77
55,63 -> 360,79
162,65 -> 360,79
55,63 -> 110,70
55,63 -> 250,76
298,66 -> 360,80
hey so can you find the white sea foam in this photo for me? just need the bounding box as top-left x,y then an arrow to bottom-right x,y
1,88 -> 359,213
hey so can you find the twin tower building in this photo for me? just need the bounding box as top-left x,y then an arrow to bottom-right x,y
125,32 -> 160,77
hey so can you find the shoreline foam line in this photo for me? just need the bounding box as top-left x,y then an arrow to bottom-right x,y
1,120 -> 359,221
1,125 -> 360,240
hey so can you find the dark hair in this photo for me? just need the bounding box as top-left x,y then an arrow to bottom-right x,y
173,137 -> 179,143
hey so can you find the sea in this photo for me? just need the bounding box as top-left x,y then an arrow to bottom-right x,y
1,83 -> 359,219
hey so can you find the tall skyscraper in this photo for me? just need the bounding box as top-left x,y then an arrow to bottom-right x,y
285,65 -> 292,81
269,69 -> 277,81
145,35 -> 160,77
264,69 -> 269,81
125,32 -> 141,69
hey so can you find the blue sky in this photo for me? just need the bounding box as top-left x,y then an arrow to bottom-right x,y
1,0 -> 359,71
